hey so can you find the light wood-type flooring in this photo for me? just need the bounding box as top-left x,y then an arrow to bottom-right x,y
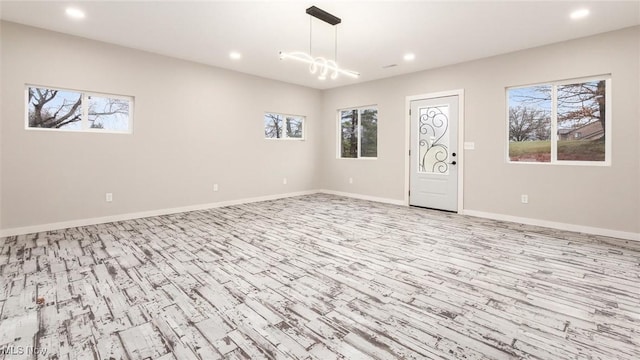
0,194 -> 639,359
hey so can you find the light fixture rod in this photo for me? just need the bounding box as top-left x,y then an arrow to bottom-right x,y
309,15 -> 312,54
334,26 -> 338,62
306,6 -> 341,25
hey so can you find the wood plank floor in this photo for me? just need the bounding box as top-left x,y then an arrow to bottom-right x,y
0,194 -> 639,359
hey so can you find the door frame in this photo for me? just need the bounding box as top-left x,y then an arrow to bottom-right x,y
404,89 -> 465,212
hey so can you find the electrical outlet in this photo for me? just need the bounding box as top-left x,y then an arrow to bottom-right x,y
283,177 -> 287,185
521,194 -> 528,204
349,177 -> 353,184
105,193 -> 113,202
213,184 -> 219,192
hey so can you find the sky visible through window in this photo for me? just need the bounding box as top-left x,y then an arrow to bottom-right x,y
88,96 -> 130,131
28,86 -> 132,132
507,79 -> 606,163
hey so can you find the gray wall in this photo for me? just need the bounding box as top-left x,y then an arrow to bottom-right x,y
1,21 -> 639,236
0,22 -> 322,229
320,26 -> 639,234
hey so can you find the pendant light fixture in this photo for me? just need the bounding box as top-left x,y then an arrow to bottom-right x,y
280,6 -> 360,80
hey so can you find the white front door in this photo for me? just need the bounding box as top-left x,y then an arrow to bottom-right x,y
410,95 -> 459,211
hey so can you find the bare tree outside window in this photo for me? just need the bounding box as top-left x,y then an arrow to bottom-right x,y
27,86 -> 132,133
264,113 -> 304,140
264,113 -> 283,138
508,107 -> 550,142
28,88 -> 83,129
88,96 -> 130,131
508,85 -> 552,162
557,81 -> 605,161
286,117 -> 303,138
507,78 -> 608,163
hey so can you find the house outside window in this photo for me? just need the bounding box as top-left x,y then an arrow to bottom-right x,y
507,76 -> 610,164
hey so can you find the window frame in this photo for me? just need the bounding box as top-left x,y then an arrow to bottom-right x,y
24,84 -> 134,134
505,75 -> 611,166
263,112 -> 306,141
336,104 -> 378,160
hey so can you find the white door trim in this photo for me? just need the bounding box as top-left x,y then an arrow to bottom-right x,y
405,89 -> 465,211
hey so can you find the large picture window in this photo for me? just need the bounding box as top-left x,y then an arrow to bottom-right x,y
339,106 -> 378,158
507,76 -> 610,164
26,85 -> 133,133
264,113 -> 305,140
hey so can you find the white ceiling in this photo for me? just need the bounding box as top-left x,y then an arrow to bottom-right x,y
1,1 -> 639,89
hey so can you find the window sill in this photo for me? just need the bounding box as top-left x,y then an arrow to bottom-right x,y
337,157 -> 378,160
507,160 -> 611,167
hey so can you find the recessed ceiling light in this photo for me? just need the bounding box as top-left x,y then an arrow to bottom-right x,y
570,8 -> 590,20
65,7 -> 85,19
229,52 -> 242,60
403,53 -> 416,61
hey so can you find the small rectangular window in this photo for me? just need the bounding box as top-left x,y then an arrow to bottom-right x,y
264,112 -> 305,140
360,108 -> 378,157
26,85 -> 133,133
507,76 -> 609,164
339,106 -> 378,158
556,80 -> 606,162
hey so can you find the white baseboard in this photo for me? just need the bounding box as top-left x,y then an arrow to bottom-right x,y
3,190 -> 637,242
317,189 -> 406,206
461,209 -> 640,242
0,190 -> 319,238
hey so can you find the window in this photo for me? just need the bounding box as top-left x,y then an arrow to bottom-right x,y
339,106 -> 378,158
507,76 -> 610,164
264,112 -> 305,140
26,85 -> 133,133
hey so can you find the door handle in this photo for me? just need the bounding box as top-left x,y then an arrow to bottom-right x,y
450,161 -> 457,165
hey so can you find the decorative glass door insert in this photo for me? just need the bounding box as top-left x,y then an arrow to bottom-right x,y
418,105 -> 450,175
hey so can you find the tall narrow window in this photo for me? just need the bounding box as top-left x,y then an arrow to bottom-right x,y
360,108 -> 378,157
339,106 -> 378,158
556,80 -> 606,161
507,76 -> 609,164
26,85 -> 133,133
340,109 -> 358,158
507,85 -> 552,162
